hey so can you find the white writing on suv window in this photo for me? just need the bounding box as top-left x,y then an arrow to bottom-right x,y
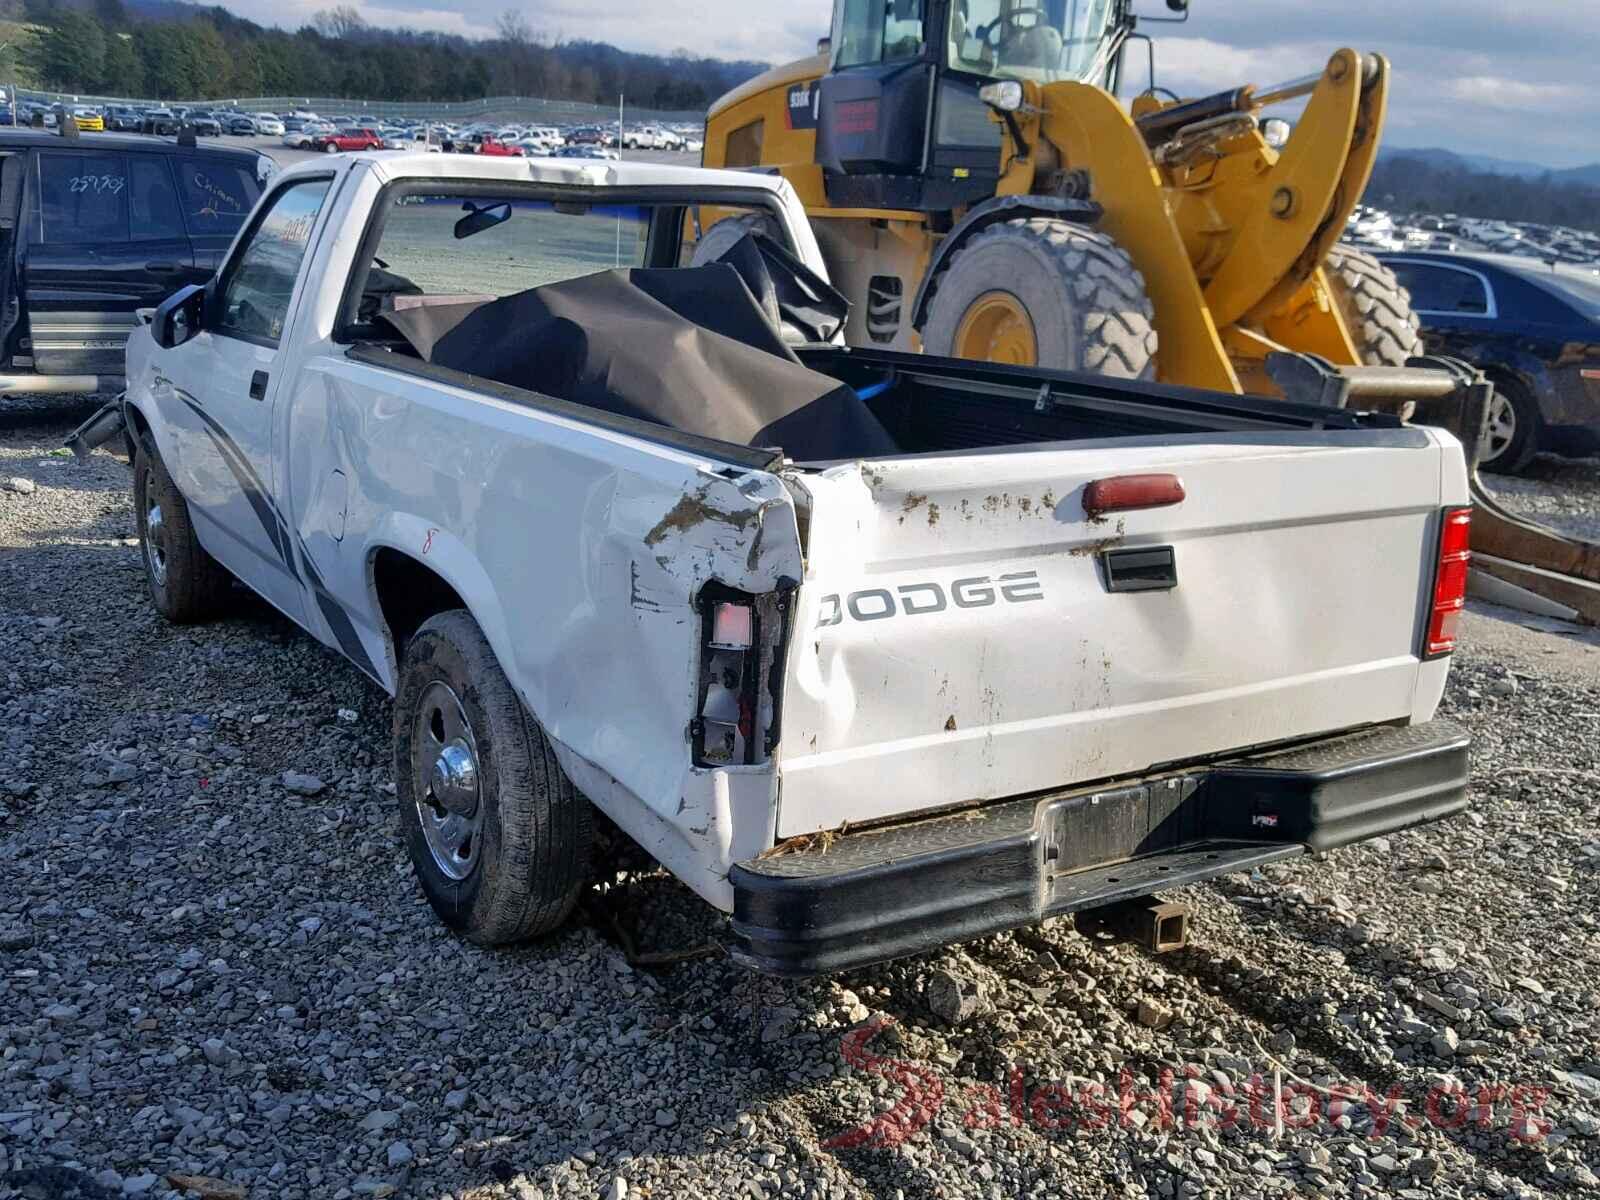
68,174 -> 125,195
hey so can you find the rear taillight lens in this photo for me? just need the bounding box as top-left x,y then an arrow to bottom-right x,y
1425,506 -> 1472,658
693,586 -> 794,767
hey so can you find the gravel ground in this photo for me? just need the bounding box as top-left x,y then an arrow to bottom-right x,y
2,415 -> 1599,1200
1480,456 -> 1600,543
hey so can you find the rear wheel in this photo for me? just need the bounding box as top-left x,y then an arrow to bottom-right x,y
1322,246 -> 1424,367
921,219 -> 1158,378
1479,377 -> 1542,475
395,610 -> 592,945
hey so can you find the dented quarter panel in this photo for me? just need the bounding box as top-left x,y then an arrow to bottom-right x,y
776,433 -> 1454,837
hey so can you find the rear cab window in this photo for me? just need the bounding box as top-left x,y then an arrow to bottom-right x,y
341,187 -> 797,337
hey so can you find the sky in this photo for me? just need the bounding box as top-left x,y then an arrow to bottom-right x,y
216,0 -> 1598,168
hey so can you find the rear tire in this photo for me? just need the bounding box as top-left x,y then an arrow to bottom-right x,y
395,610 -> 592,945
1322,246 -> 1424,367
921,219 -> 1158,378
133,443 -> 232,624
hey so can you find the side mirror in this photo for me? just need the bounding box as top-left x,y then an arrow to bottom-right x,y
152,284 -> 206,349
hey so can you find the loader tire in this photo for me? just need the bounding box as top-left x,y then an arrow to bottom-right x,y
1322,246 -> 1424,368
921,219 -> 1157,378
688,212 -> 781,266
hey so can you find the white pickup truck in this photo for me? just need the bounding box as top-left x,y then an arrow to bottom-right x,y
78,153 -> 1471,975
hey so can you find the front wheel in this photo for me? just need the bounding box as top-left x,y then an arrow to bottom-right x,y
395,611 -> 592,945
133,443 -> 232,624
321,141 -> 338,153
921,219 -> 1158,378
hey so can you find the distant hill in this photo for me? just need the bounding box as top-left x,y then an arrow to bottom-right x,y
12,0 -> 768,110
1368,148 -> 1600,234
1380,145 -> 1600,187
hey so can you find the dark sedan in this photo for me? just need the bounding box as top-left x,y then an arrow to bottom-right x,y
1382,251 -> 1600,473
222,112 -> 258,135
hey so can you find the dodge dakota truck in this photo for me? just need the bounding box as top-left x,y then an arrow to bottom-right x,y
83,152 -> 1472,975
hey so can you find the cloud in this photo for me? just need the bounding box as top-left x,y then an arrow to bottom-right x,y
1440,75 -> 1584,112
205,0 -> 1596,167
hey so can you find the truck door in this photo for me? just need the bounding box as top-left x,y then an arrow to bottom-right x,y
25,148 -> 197,377
155,174 -> 334,625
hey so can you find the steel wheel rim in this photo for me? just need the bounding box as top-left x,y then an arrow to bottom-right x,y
954,291 -> 1038,365
1484,392 -> 1516,462
413,681 -> 484,881
143,488 -> 169,588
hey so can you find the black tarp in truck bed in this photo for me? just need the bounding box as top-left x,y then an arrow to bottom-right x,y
379,264 -> 898,463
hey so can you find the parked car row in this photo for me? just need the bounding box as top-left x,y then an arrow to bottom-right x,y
7,100 -> 706,157
10,101 -> 288,138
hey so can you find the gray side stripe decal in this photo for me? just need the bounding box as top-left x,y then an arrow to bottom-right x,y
174,391 -> 380,684
296,532 -> 381,683
177,393 -> 296,574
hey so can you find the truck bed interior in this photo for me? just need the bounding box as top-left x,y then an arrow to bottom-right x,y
356,248 -> 1405,468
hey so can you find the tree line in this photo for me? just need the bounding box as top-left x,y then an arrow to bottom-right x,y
12,0 -> 765,110
1368,155 -> 1600,234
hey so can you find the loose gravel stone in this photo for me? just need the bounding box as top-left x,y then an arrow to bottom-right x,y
2,416 -> 1598,1200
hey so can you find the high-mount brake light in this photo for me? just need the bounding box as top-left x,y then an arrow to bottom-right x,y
1083,473 -> 1186,519
1424,507 -> 1472,658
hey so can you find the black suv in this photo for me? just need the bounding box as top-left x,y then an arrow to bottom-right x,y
0,129 -> 271,393
104,106 -> 142,133
183,110 -> 224,137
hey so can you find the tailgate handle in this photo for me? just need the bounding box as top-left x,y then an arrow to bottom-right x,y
248,370 -> 269,401
1083,473 -> 1185,519
1102,546 -> 1178,593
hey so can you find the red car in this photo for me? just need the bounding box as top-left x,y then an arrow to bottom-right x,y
316,127 -> 384,153
468,134 -> 524,157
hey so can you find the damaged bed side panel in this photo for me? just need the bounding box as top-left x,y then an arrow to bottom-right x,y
279,355 -> 803,908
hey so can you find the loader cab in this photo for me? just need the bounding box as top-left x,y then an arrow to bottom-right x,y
816,0 -> 1129,211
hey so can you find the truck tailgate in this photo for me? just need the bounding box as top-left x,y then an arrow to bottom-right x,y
775,429 -> 1446,837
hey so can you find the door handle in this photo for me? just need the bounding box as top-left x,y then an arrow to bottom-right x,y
249,370 -> 268,401
146,261 -> 183,274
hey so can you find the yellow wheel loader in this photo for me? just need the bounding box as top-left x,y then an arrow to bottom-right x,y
699,0 -> 1600,621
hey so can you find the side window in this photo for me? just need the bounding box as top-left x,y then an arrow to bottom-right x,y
127,157 -> 185,241
835,0 -> 926,67
1392,262 -> 1490,315
217,178 -> 332,344
38,152 -> 128,242
177,161 -> 260,238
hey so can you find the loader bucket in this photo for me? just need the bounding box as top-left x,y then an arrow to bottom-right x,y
1267,352 -> 1600,625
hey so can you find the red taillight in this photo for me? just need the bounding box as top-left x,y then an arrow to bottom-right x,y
1425,507 -> 1472,657
1083,473 -> 1186,519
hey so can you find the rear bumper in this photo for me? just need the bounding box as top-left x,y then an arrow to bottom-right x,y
732,720 -> 1469,976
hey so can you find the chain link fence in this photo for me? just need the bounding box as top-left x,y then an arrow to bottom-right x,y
9,87 -> 705,127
